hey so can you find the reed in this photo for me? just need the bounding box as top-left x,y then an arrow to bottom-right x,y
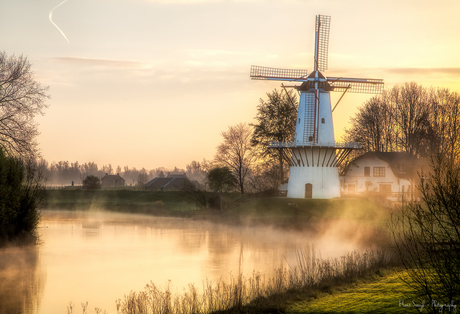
118,246 -> 399,314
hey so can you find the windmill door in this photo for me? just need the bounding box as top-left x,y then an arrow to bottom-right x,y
305,183 -> 313,198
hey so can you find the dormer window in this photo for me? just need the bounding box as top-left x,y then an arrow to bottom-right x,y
397,163 -> 407,173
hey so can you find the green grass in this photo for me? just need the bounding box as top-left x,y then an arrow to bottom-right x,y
286,269 -> 417,314
44,189 -> 198,214
229,197 -> 389,220
219,197 -> 391,235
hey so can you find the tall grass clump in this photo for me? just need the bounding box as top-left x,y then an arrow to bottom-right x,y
118,246 -> 398,314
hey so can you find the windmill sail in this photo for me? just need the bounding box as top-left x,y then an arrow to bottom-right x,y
315,15 -> 331,72
250,65 -> 309,81
328,77 -> 384,94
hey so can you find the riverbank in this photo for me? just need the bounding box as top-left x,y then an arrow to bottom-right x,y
44,190 -> 392,231
283,267 -> 413,314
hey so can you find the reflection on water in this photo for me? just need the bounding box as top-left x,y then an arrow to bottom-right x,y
0,245 -> 44,314
0,210 -> 377,313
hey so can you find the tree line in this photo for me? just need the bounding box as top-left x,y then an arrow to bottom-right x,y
344,82 -> 460,161
35,159 -> 208,187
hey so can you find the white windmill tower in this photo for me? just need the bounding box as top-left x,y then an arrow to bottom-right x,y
250,15 -> 384,199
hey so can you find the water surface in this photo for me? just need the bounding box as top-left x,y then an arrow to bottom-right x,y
0,210 -> 372,313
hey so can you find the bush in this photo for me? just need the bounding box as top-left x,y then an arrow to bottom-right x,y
0,149 -> 43,245
82,175 -> 101,190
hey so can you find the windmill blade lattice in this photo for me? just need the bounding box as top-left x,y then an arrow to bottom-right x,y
328,77 -> 384,94
250,65 -> 309,81
315,15 -> 331,72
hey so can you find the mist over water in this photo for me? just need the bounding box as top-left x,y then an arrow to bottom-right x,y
0,209 -> 387,314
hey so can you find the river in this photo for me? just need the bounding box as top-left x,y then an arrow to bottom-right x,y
0,209 -> 375,314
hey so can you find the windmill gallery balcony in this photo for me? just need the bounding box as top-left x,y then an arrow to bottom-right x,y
268,141 -> 361,169
268,141 -> 361,149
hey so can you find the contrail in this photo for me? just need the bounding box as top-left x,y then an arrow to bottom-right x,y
49,0 -> 70,43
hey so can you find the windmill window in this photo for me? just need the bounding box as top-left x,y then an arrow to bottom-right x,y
298,118 -> 301,124
321,118 -> 325,124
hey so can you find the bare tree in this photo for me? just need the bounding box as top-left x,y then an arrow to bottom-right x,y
345,83 -> 458,159
214,123 -> 258,194
390,153 -> 460,312
251,88 -> 298,184
0,52 -> 49,158
428,88 -> 460,163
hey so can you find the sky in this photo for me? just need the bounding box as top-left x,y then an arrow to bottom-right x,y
1,0 -> 460,170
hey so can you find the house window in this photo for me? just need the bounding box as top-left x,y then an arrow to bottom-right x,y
364,167 -> 370,177
379,184 -> 391,194
373,167 -> 385,177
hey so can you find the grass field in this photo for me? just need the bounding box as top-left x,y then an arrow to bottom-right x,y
286,269 -> 418,314
44,189 -> 199,214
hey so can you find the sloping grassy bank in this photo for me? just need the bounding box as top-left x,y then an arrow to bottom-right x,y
44,189 -> 199,215
219,197 -> 390,227
286,268 -> 415,314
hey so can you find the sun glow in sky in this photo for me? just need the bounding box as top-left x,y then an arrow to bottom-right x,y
1,0 -> 460,170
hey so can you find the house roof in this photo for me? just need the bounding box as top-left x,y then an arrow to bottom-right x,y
101,173 -> 125,181
345,152 -> 427,179
145,177 -> 190,190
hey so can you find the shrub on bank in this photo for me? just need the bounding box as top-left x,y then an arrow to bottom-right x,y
0,149 -> 43,245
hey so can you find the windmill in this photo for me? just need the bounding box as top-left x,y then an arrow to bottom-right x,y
250,15 -> 384,199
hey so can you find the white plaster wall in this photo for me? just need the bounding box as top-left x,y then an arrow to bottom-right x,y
287,147 -> 340,199
317,92 -> 334,144
293,91 -> 334,145
341,156 -> 412,195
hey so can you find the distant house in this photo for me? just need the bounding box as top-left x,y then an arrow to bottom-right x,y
340,152 -> 427,202
145,172 -> 191,191
101,173 -> 125,188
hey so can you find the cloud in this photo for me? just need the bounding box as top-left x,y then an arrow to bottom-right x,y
385,67 -> 460,76
52,57 -> 153,69
183,49 -> 254,58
